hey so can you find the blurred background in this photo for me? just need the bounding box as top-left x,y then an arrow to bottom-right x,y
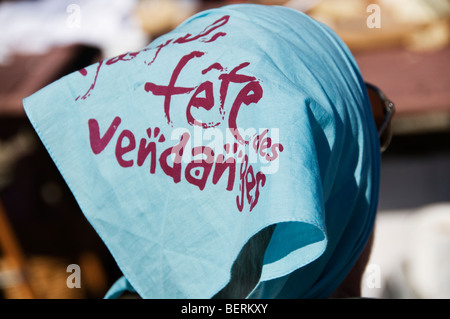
0,0 -> 449,299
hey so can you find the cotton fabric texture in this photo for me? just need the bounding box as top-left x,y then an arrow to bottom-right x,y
23,4 -> 380,298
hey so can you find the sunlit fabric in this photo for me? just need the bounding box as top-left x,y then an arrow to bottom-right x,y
23,4 -> 380,298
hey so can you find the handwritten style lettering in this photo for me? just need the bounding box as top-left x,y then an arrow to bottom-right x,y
88,116 -> 121,154
145,51 -> 204,125
83,15 -> 284,212
237,155 -> 266,212
87,117 -> 282,212
75,15 -> 230,101
174,15 -> 229,44
252,129 -> 284,161
145,52 -> 263,145
138,128 -> 165,174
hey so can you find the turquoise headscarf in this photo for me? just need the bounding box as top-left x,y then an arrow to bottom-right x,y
23,4 -> 380,298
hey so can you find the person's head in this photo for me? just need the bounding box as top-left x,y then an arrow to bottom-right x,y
23,4 -> 396,299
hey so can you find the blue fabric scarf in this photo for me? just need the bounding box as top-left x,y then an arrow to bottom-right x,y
23,4 -> 380,298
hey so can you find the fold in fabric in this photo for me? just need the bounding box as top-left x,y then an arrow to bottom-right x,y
23,4 -> 380,298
